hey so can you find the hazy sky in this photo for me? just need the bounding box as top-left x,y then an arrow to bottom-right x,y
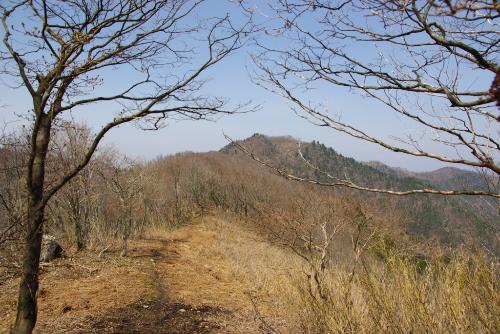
1,1 -> 496,172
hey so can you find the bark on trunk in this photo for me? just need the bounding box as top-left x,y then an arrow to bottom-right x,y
120,212 -> 131,257
13,112 -> 51,334
70,187 -> 85,251
120,234 -> 128,257
76,172 -> 90,251
13,206 -> 44,333
75,220 -> 84,251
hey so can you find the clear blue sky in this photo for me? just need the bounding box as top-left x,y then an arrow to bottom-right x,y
0,0 -> 495,172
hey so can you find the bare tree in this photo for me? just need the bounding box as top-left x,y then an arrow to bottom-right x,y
187,163 -> 212,223
248,0 -> 499,197
0,1 -> 254,332
167,155 -> 191,226
0,128 -> 28,271
107,160 -> 146,257
49,123 -> 97,251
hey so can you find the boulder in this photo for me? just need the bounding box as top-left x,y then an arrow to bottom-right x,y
40,235 -> 63,262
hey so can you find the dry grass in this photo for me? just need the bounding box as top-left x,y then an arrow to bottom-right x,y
208,214 -> 500,334
1,216 -> 498,333
276,252 -> 500,333
0,218 -> 289,333
208,215 -> 303,331
0,248 -> 156,333
157,216 -> 287,333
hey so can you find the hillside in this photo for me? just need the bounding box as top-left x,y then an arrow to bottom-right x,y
1,135 -> 499,333
222,134 -> 499,256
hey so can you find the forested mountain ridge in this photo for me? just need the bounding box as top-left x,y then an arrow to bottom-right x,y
222,134 -> 499,256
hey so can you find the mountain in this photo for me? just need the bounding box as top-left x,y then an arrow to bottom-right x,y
222,133 -> 453,192
222,134 -> 499,255
366,162 -> 494,193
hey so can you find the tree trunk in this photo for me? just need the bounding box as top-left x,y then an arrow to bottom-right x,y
70,187 -> 85,251
120,213 -> 131,257
75,218 -> 85,251
120,234 -> 128,257
13,205 -> 44,334
13,112 -> 51,334
77,171 -> 90,251
174,177 -> 181,225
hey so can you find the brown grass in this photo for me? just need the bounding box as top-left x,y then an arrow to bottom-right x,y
1,216 -> 498,333
0,247 -> 156,333
207,215 -> 500,334
0,218 -> 287,333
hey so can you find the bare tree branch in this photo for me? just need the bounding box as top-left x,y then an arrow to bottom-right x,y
251,0 -> 499,196
0,1 -> 256,332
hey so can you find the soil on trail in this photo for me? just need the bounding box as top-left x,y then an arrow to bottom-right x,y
0,218 -> 283,333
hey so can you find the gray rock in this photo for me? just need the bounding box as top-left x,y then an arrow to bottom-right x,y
40,235 -> 63,262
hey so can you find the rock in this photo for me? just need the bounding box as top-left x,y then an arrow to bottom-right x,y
61,305 -> 72,313
40,234 -> 63,262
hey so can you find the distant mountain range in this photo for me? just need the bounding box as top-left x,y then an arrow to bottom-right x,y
365,161 -> 494,193
222,134 -> 499,256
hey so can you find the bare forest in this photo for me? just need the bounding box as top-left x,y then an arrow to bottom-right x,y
1,1 -> 499,333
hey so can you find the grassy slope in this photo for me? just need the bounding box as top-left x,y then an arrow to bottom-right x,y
0,217 -> 286,334
1,216 -> 498,333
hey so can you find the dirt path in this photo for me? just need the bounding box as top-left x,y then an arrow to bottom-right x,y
0,218 -> 283,333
